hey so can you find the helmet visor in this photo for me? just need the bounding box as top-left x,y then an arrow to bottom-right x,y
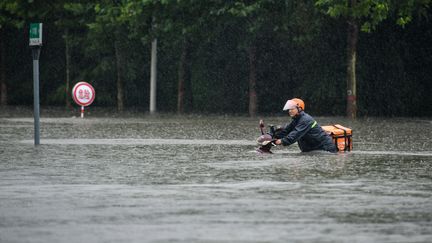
283,100 -> 297,111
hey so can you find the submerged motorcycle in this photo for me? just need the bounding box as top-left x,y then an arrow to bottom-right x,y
256,119 -> 354,153
256,120 -> 283,154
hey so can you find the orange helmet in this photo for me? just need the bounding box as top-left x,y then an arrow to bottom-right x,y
283,98 -> 305,111
291,98 -> 305,111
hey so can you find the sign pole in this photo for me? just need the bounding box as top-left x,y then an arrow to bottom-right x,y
81,106 -> 84,118
32,47 -> 41,145
30,23 -> 42,146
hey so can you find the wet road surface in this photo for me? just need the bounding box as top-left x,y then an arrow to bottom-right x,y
1,112 -> 431,242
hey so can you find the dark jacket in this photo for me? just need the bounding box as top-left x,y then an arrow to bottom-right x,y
276,111 -> 337,153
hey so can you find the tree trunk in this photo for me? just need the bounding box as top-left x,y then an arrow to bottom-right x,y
0,28 -> 7,106
64,28 -> 72,109
248,43 -> 257,117
346,0 -> 358,119
114,39 -> 124,112
149,38 -> 157,114
177,38 -> 192,114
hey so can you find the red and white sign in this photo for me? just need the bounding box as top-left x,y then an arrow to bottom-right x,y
72,81 -> 95,107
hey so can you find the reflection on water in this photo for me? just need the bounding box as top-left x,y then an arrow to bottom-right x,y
0,114 -> 431,242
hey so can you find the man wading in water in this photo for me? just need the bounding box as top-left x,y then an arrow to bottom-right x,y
272,98 -> 337,153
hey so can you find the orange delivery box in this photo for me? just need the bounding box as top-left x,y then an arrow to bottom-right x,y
321,124 -> 353,152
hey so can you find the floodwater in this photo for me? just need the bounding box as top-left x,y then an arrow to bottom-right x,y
1,109 -> 431,242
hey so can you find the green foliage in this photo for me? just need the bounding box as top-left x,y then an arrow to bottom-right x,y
315,0 -> 431,32
1,0 -> 431,116
0,0 -> 33,29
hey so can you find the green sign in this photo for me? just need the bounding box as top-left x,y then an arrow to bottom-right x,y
29,23 -> 43,46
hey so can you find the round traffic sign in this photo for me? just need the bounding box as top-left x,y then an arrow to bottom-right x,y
72,81 -> 95,107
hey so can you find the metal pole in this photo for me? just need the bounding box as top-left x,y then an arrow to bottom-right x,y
149,38 -> 157,114
32,47 -> 41,145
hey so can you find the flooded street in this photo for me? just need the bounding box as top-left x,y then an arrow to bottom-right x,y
1,110 -> 431,242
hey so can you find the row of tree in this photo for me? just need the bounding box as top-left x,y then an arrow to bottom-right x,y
1,0 -> 431,117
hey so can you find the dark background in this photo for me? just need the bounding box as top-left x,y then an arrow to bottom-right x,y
1,1 -> 431,117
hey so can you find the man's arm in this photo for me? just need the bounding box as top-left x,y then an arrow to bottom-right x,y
276,120 -> 313,146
